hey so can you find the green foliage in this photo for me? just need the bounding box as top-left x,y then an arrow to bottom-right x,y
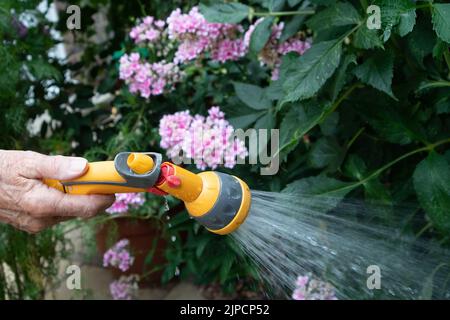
375,0 -> 416,40
306,2 -> 361,31
249,17 -> 274,55
281,40 -> 343,102
0,0 -> 72,299
431,4 -> 450,43
413,152 -> 450,233
199,2 -> 250,23
353,50 -> 396,99
2,0 -> 449,299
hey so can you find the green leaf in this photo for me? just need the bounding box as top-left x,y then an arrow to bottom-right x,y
306,2 -> 361,32
376,0 -> 416,40
436,97 -> 450,115
233,82 -> 271,110
344,155 -> 391,208
406,17 -> 436,67
288,0 -> 302,7
219,255 -> 234,284
249,17 -> 274,55
254,108 -> 275,129
283,175 -> 357,211
353,51 -> 396,99
308,136 -> 344,172
279,106 -> 303,159
281,40 -> 343,102
357,105 -> 424,145
280,15 -> 306,42
413,152 -> 450,232
228,111 -> 265,128
320,112 -> 339,136
324,53 -> 356,100
431,3 -> 450,44
280,100 -> 331,146
267,0 -> 286,12
199,3 -> 250,24
344,154 -> 367,181
195,236 -> 210,258
353,26 -> 383,49
26,59 -> 62,81
432,39 -> 447,59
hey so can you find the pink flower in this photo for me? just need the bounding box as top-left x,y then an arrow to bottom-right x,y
110,275 -> 139,300
159,107 -> 247,170
119,53 -> 184,99
243,19 -> 311,80
106,193 -> 145,214
167,6 -> 245,63
292,274 -> 338,300
211,38 -> 246,63
103,239 -> 135,272
129,16 -> 165,44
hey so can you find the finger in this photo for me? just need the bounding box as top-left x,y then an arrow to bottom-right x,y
1,210 -> 72,233
23,185 -> 115,218
13,214 -> 52,234
20,151 -> 88,180
0,208 -> 20,224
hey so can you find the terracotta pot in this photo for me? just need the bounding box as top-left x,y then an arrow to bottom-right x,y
96,217 -> 167,286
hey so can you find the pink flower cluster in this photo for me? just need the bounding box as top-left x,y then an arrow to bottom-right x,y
244,18 -> 311,80
119,53 -> 183,99
167,6 -> 246,63
159,106 -> 248,170
292,275 -> 337,300
106,192 -> 146,214
130,16 -> 166,44
103,239 -> 135,272
110,274 -> 140,300
121,7 -> 311,98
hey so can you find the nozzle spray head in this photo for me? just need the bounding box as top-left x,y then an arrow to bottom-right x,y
156,163 -> 251,235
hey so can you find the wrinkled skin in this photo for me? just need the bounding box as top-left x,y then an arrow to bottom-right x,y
0,150 -> 115,233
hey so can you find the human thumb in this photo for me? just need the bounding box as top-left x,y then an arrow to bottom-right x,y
22,151 -> 88,180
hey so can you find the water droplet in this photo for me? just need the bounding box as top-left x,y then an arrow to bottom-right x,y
163,197 -> 170,212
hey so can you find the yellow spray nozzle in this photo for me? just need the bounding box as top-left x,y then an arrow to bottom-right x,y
44,151 -> 251,235
156,162 -> 251,235
127,153 -> 154,174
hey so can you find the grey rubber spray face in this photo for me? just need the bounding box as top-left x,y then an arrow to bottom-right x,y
193,172 -> 243,231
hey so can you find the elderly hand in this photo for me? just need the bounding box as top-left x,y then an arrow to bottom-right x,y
0,150 -> 115,233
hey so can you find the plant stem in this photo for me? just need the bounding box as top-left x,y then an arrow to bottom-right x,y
359,0 -> 368,10
327,137 -> 450,195
416,222 -> 432,238
444,50 -> 450,77
254,9 -> 315,17
319,82 -> 363,125
346,127 -> 366,150
419,80 -> 450,91
415,3 -> 432,10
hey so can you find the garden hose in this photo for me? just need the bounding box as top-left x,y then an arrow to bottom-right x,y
44,152 -> 251,235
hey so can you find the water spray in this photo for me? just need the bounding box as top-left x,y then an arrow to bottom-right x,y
44,151 -> 251,235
